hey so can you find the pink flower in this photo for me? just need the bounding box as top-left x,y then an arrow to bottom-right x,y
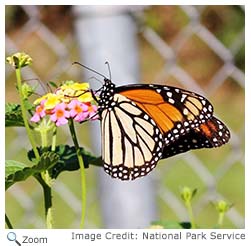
30,101 -> 46,122
68,100 -> 89,122
88,104 -> 99,120
50,103 -> 70,126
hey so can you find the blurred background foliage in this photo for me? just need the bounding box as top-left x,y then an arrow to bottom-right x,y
5,5 -> 244,228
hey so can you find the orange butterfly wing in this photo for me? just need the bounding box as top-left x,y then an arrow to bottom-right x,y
118,85 -> 230,153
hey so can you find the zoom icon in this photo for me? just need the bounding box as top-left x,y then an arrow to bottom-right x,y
7,232 -> 22,246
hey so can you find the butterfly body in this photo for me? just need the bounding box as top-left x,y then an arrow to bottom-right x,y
95,78 -> 230,180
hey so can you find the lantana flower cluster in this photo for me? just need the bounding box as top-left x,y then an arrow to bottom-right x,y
31,81 -> 98,126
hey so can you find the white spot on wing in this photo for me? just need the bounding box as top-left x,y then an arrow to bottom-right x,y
168,98 -> 175,104
183,108 -> 189,115
166,92 -> 172,98
181,94 -> 187,102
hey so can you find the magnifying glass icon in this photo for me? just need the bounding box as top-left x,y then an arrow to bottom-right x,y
7,232 -> 21,246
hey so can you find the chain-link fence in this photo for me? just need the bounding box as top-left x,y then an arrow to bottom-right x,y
5,5 -> 244,228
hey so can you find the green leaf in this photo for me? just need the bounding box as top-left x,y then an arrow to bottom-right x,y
48,81 -> 58,88
5,103 -> 24,127
5,152 -> 59,190
5,160 -> 27,177
37,151 -> 60,170
179,222 -> 192,229
23,99 -> 34,111
5,102 -> 34,127
192,188 -> 198,199
151,221 -> 191,229
21,83 -> 35,99
28,145 -> 102,179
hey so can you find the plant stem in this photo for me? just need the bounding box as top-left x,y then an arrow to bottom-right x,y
16,63 -> 53,228
68,119 -> 86,228
5,214 -> 13,229
217,212 -> 225,228
40,121 -> 54,229
15,67 -> 40,160
42,182 -> 53,229
35,174 -> 53,229
41,130 -> 48,149
51,126 -> 57,152
185,201 -> 196,229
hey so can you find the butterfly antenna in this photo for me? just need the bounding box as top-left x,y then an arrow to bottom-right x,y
88,76 -> 103,86
105,61 -> 112,81
72,62 -> 107,79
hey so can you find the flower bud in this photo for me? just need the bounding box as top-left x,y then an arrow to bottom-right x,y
6,52 -> 32,68
180,186 -> 197,203
215,200 -> 232,214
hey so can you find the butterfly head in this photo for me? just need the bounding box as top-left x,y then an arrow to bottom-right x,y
97,78 -> 116,110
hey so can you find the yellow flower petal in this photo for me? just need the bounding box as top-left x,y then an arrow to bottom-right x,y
60,84 -> 71,90
71,82 -> 89,91
78,92 -> 94,102
33,93 -> 51,105
44,94 -> 62,109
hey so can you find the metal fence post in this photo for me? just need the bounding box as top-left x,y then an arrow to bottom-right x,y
73,6 -> 157,228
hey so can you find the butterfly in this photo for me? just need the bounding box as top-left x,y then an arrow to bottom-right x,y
75,63 -> 230,180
